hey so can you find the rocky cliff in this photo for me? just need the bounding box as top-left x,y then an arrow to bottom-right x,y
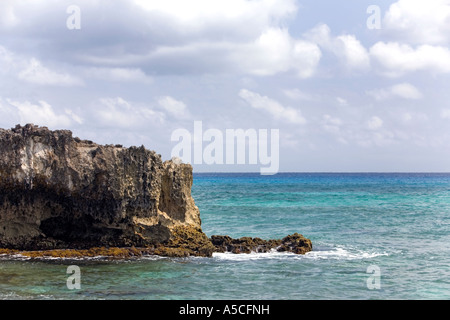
0,124 -> 312,258
0,124 -> 203,251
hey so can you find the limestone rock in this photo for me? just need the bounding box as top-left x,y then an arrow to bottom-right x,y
0,124 -> 202,251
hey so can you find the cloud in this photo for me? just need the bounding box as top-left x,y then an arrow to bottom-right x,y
283,88 -> 315,101
367,116 -> 384,131
0,1 -> 322,78
304,24 -> 370,71
0,45 -> 84,86
230,27 -> 321,77
441,109 -> 450,119
83,67 -> 153,83
1,1 -> 319,78
0,46 -> 16,74
132,27 -> 321,78
322,114 -> 343,135
336,97 -> 348,106
94,97 -> 165,129
383,0 -> 450,45
367,83 -> 423,101
239,89 -> 306,124
5,99 -> 80,128
133,0 -> 298,38
370,42 -> 450,76
390,83 -> 423,100
334,34 -> 371,71
0,1 -> 19,28
18,58 -> 84,86
399,111 -> 429,124
157,96 -> 190,119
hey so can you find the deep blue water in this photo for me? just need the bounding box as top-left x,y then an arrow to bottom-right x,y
1,173 -> 449,299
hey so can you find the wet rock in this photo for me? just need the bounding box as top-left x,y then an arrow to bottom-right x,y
210,233 -> 312,255
153,225 -> 216,257
278,233 -> 313,254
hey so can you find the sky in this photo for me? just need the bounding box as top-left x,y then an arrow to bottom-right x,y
1,0 -> 450,172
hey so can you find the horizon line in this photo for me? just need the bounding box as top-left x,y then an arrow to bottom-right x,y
192,171 -> 450,174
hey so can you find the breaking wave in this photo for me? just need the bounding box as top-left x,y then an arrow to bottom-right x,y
212,246 -> 389,261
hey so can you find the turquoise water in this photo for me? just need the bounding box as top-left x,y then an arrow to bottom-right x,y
1,173 -> 449,300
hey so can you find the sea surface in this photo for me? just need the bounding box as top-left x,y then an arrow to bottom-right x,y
0,173 -> 449,300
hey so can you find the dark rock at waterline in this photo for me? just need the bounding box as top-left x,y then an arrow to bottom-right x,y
210,233 -> 312,255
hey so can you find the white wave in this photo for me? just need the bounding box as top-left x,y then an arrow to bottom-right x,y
0,292 -> 56,300
212,250 -> 297,261
0,253 -> 31,261
139,255 -> 169,261
304,247 -> 389,260
211,247 -> 389,261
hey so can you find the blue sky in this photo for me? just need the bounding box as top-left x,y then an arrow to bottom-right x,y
1,0 -> 450,172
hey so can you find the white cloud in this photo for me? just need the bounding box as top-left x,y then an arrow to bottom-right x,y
0,46 -> 15,74
336,97 -> 348,106
64,109 -> 84,125
18,58 -> 84,86
133,0 -> 297,35
282,88 -> 315,101
0,1 -> 19,28
370,42 -> 450,76
383,0 -> 450,45
70,2 -> 319,78
6,99 -> 79,128
322,114 -> 343,135
390,83 -> 423,100
146,27 -> 321,78
0,46 -> 84,86
334,34 -> 371,71
367,83 -> 423,101
239,89 -> 306,124
367,116 -> 383,130
440,109 -> 450,119
95,97 -> 165,128
0,1 -> 321,79
82,29 -> 321,79
83,67 -> 153,83
304,24 -> 370,71
0,98 -> 19,126
399,111 -> 428,124
232,28 -> 321,77
157,96 -> 190,118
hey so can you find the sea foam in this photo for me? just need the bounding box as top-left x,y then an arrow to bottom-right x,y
211,246 -> 389,261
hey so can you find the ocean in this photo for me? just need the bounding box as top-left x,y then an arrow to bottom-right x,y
0,173 -> 449,300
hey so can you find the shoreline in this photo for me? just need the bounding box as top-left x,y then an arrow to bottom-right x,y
0,232 -> 312,260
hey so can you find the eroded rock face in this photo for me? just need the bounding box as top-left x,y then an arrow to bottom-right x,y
0,124 -> 201,250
